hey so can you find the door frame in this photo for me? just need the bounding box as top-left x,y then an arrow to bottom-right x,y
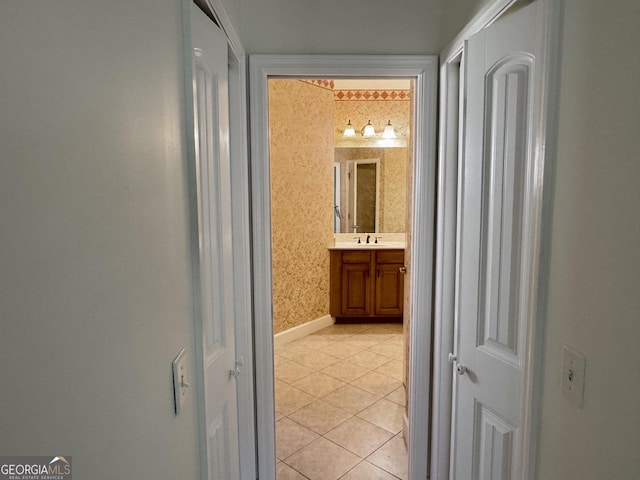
434,0 -> 562,478
348,158 -> 381,233
333,162 -> 341,233
181,1 -> 256,479
249,54 -> 438,479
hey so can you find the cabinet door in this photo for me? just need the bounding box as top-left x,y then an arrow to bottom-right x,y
341,263 -> 371,316
375,263 -> 404,316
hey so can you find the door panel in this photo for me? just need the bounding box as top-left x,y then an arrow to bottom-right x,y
375,264 -> 404,315
190,4 -> 240,480
473,403 -> 516,480
477,55 -> 532,367
452,2 -> 541,479
342,264 -> 371,315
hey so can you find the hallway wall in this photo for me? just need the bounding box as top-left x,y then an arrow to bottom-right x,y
0,1 -> 200,478
536,0 -> 640,478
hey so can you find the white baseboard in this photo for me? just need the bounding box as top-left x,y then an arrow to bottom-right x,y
274,314 -> 335,348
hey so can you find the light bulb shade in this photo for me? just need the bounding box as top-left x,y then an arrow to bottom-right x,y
362,120 -> 376,137
343,120 -> 356,137
382,120 -> 396,139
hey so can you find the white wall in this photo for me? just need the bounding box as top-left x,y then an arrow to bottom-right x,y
235,0 -> 444,54
0,1 -> 201,478
440,0 -> 493,48
536,0 -> 640,478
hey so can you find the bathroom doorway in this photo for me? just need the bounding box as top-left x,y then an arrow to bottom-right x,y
249,55 -> 438,479
268,77 -> 412,478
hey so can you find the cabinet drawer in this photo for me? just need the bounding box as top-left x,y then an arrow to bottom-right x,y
376,250 -> 404,264
342,251 -> 371,263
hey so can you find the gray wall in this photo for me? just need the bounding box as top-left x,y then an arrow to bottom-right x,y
223,0 -> 444,54
537,0 -> 640,478
0,1 -> 200,478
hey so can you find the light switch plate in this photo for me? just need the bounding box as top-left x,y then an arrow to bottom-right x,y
172,349 -> 189,415
561,345 -> 586,408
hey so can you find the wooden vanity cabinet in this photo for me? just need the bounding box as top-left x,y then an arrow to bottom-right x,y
330,249 -> 404,319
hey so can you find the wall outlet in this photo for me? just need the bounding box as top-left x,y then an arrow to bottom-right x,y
561,345 -> 586,408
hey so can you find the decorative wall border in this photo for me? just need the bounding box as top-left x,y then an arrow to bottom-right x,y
300,79 -> 335,90
298,79 -> 412,101
335,89 -> 412,101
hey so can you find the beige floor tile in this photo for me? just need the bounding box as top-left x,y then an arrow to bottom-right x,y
348,350 -> 396,369
372,322 -> 403,333
351,371 -> 403,397
321,384 -> 381,414
383,334 -> 405,345
339,460 -> 400,480
357,398 -> 404,434
320,359 -> 371,383
292,372 -> 346,397
291,334 -> 336,350
289,399 -> 352,435
277,343 -> 316,361
277,462 -> 309,480
344,334 -> 388,348
318,332 -> 357,342
366,332 -> 400,342
318,341 -> 364,359
285,437 -> 360,480
331,323 -> 376,334
275,378 -> 289,391
325,416 -> 394,458
276,361 -> 315,384
368,342 -> 404,359
314,325 -> 343,335
275,323 -> 408,480
276,417 -> 319,460
374,360 -> 404,381
314,325 -> 359,341
367,435 -> 408,480
294,351 -> 342,371
275,383 -> 316,416
384,386 -> 406,407
274,354 -> 288,368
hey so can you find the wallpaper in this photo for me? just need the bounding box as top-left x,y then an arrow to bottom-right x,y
269,79 -> 335,334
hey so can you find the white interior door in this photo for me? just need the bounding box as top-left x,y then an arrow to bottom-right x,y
451,2 -> 543,478
190,5 -> 240,479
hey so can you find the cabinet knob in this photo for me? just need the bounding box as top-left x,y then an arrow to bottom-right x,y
399,266 -> 407,274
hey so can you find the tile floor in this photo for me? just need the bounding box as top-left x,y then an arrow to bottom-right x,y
274,322 -> 408,480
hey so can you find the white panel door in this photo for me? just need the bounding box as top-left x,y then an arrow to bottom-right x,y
190,5 -> 240,480
451,2 -> 543,479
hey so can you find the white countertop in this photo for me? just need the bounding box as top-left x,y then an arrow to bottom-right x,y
330,233 -> 406,250
328,242 -> 405,250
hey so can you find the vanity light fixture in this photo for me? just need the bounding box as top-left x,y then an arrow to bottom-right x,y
382,120 -> 397,139
343,119 -> 356,137
362,120 -> 376,137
